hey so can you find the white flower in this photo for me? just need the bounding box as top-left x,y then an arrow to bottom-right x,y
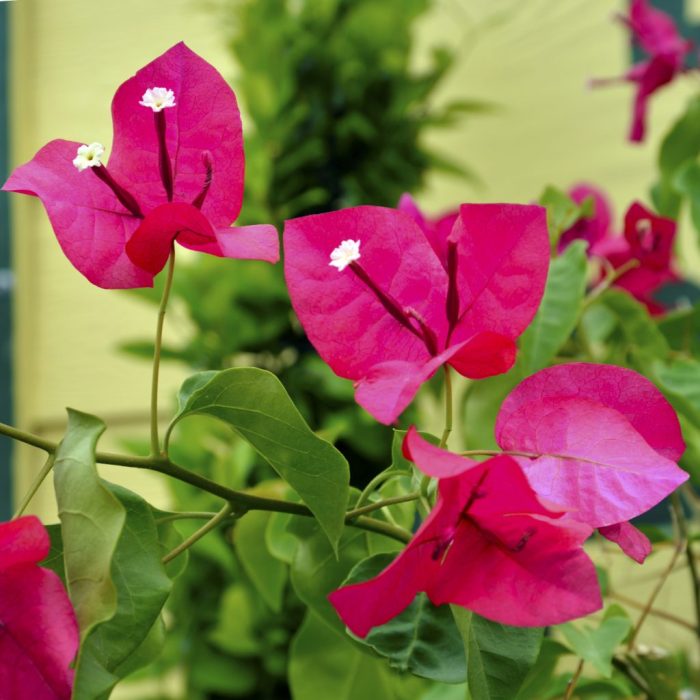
72,142 -> 105,171
139,87 -> 176,112
329,239 -> 361,271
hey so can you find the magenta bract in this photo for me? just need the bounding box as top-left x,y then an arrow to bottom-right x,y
0,516 -> 78,699
598,0 -> 693,142
495,363 -> 687,537
284,203 -> 549,423
329,429 -> 601,636
2,43 -> 278,288
559,183 -> 614,252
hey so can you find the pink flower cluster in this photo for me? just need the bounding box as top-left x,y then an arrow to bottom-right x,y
561,184 -> 677,313
282,196 -> 687,635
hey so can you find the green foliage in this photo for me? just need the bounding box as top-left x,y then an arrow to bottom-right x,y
451,607 -> 543,700
53,410 -> 125,642
518,240 -> 589,375
170,367 -> 350,549
559,615 -> 632,678
289,611 -> 426,700
227,0 -> 479,222
342,553 -> 467,683
539,186 -> 593,247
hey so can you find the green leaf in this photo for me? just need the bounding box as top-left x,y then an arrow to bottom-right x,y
342,553 -> 467,683
209,583 -> 263,657
518,240 -> 588,375
538,186 -> 591,246
73,483 -> 173,700
658,95 -> 700,178
170,368 -> 350,550
673,161 -> 700,236
265,511 -> 299,564
289,611 -> 424,700
452,606 -> 543,700
53,409 -> 125,641
515,639 -> 570,700
234,508 -> 288,612
654,358 -> 700,428
290,522 -> 369,634
559,616 -> 632,678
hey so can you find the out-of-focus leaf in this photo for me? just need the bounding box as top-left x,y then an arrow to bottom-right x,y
452,606 -> 543,700
209,584 -> 263,657
538,186 -> 592,245
170,368 -> 350,551
515,639 -> 570,700
518,240 -> 588,374
289,611 -> 425,700
559,616 -> 632,677
341,553 -> 466,683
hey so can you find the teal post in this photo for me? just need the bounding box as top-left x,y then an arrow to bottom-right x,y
0,2 -> 14,519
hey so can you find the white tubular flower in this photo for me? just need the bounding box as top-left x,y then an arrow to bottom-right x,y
139,87 -> 176,112
329,239 -> 361,271
72,142 -> 105,171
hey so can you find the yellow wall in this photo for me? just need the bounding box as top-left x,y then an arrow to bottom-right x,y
6,0 -> 700,666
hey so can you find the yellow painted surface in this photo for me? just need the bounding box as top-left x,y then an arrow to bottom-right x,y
5,0 -> 700,687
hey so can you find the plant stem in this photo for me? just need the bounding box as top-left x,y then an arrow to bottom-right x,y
628,500 -> 685,650
0,421 -> 411,543
354,470 -> 411,511
671,492 -> 700,643
609,591 -> 698,633
346,493 -> 420,519
581,258 -> 640,311
150,247 -> 176,457
162,502 -> 234,564
563,659 -> 584,700
13,454 -> 55,518
420,365 -> 455,504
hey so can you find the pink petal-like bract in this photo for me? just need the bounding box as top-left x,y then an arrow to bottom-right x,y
2,42 -> 278,288
496,363 -> 687,530
0,517 -> 78,700
284,203 -> 548,423
330,432 -> 600,636
596,0 -> 693,142
599,521 -> 652,564
559,183 -> 614,252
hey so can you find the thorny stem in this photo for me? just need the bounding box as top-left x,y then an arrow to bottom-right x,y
150,248 -> 176,457
162,502 -> 234,564
0,421 -> 411,544
13,453 -> 55,519
563,659 -> 585,700
628,499 -> 686,650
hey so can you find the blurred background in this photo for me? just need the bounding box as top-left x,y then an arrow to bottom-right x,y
3,0 -> 700,698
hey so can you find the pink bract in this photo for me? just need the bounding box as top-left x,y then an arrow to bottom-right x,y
596,0 -> 693,142
2,42 -> 278,289
495,363 -> 687,535
559,183 -> 614,252
329,429 -> 601,636
0,516 -> 78,700
284,203 -> 549,424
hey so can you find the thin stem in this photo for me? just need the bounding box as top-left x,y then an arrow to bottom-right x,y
156,511 -> 224,525
354,470 -> 411,511
672,492 -> 700,642
563,659 -> 585,700
0,421 -> 413,544
346,493 -> 420,519
582,258 -> 640,311
162,502 -> 233,564
628,500 -> 685,650
14,454 -> 55,518
150,248 -> 176,457
439,365 -> 453,449
609,591 -> 698,633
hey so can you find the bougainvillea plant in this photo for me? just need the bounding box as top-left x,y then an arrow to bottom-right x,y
2,10 -> 700,698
